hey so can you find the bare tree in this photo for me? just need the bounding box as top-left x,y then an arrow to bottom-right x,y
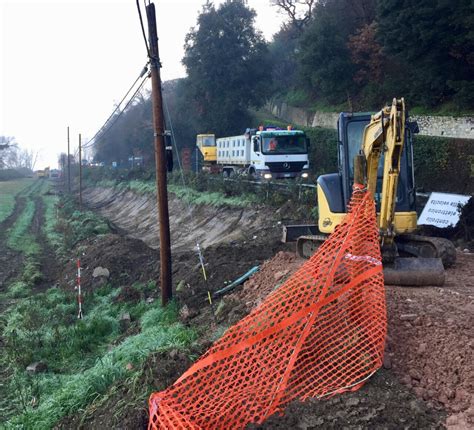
0,136 -> 17,151
17,148 -> 39,170
0,137 -> 39,171
271,0 -> 316,33
0,136 -> 17,168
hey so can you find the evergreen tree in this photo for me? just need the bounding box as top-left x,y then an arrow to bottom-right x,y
182,0 -> 271,136
376,0 -> 474,108
298,0 -> 375,106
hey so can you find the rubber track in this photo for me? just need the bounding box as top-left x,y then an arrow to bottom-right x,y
399,234 -> 457,268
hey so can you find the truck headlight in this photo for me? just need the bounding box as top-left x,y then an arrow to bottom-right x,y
301,172 -> 309,178
264,173 -> 272,179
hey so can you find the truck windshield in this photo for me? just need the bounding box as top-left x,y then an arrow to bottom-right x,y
262,136 -> 306,154
201,136 -> 216,147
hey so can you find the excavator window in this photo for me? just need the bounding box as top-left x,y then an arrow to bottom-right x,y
340,115 -> 416,213
346,121 -> 366,177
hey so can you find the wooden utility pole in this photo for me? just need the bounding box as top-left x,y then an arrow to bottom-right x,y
67,126 -> 71,193
146,2 -> 172,305
78,133 -> 82,210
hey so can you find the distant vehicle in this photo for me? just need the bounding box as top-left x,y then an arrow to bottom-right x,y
197,126 -> 310,180
128,156 -> 143,168
196,134 -> 219,173
37,167 -> 50,179
49,169 -> 61,180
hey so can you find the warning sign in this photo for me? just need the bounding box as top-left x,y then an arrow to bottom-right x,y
418,192 -> 471,228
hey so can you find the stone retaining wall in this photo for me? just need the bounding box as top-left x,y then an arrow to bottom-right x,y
268,101 -> 474,140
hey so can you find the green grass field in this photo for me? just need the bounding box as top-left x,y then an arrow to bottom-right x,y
0,178 -> 36,223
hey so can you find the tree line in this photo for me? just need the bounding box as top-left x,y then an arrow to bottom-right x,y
92,0 -> 473,166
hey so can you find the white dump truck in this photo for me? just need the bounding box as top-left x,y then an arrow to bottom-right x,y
200,126 -> 310,179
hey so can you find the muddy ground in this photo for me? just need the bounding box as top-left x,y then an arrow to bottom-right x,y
55,185 -> 473,429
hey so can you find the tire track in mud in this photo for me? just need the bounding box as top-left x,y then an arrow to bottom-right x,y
0,192 -> 29,292
31,196 -> 61,291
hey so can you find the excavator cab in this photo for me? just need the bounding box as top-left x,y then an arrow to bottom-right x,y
317,112 -> 418,235
295,100 -> 456,286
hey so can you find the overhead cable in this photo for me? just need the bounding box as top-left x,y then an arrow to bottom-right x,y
136,0 -> 150,56
83,72 -> 150,149
82,64 -> 149,148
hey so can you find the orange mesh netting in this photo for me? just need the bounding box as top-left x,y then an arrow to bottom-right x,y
149,188 -> 386,429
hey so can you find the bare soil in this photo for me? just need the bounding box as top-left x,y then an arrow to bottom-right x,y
226,250 -> 474,429
386,252 -> 474,429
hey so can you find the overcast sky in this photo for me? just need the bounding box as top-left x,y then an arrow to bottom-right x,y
0,0 -> 283,168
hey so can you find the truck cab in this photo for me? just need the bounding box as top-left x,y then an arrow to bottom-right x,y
248,127 -> 310,179
197,134 -> 218,172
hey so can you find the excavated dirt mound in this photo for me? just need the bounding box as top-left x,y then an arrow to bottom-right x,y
59,234 -> 159,291
229,250 -> 473,429
230,251 -> 303,311
249,370 -> 444,429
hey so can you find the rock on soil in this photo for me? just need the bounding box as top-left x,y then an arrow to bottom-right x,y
26,362 -> 48,374
92,266 -> 110,278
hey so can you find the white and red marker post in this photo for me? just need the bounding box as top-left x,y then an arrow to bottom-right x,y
76,259 -> 83,319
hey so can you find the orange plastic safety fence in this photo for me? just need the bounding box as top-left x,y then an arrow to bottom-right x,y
149,189 -> 386,429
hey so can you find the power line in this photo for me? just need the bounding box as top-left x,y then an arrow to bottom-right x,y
83,73 -> 150,149
82,65 -> 149,149
136,0 -> 150,56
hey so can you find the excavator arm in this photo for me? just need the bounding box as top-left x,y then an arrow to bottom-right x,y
356,98 -> 406,248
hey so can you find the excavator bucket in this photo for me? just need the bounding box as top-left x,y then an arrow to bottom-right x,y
383,257 -> 445,286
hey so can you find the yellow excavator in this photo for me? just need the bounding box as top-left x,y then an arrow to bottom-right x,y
294,98 -> 456,286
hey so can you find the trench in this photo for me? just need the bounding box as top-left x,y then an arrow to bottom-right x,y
81,186 -> 280,252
